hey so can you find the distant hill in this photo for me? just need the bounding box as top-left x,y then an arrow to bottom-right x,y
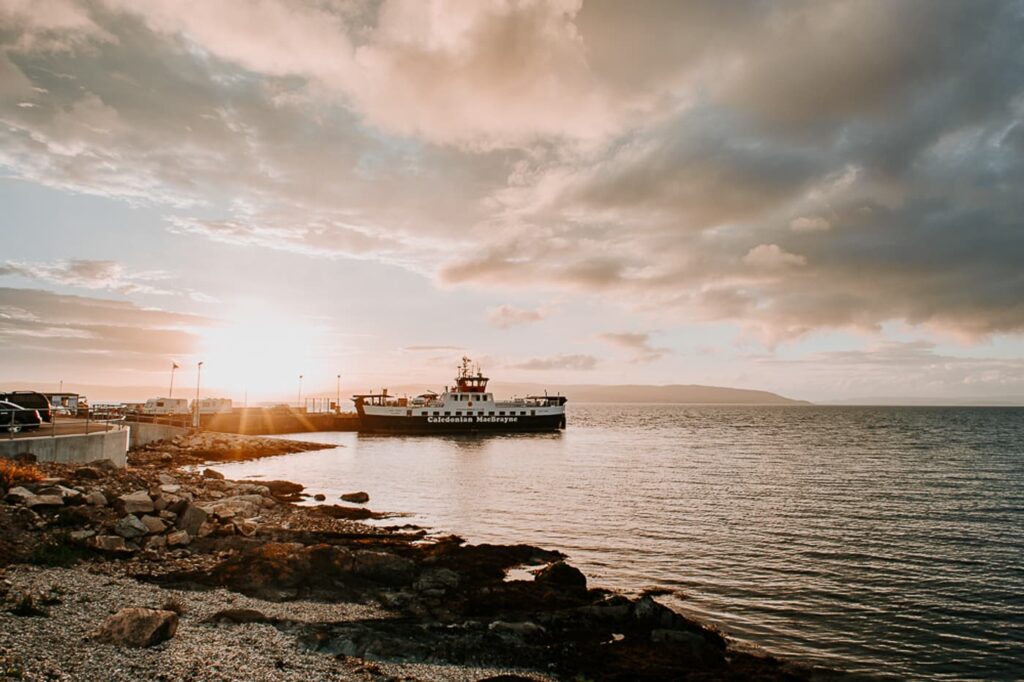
485,383 -> 810,405
3,381 -> 809,405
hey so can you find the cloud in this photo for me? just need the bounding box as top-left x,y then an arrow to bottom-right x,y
596,332 -> 668,363
790,216 -> 831,233
757,340 -> 1024,400
403,345 -> 464,352
0,258 -> 216,302
0,287 -> 209,373
486,304 -> 545,329
510,354 -> 598,371
742,244 -> 807,270
1,0 -> 1023,345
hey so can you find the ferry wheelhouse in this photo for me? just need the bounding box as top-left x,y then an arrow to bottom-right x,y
353,358 -> 567,434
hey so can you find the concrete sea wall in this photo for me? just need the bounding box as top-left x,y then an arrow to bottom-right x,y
0,428 -> 128,467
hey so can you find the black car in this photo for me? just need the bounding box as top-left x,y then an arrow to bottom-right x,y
0,400 -> 43,433
0,391 -> 52,422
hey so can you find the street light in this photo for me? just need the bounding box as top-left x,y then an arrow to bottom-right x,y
336,374 -> 340,413
297,374 -> 304,409
194,361 -> 204,429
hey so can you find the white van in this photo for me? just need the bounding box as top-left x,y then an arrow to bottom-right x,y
142,397 -> 190,415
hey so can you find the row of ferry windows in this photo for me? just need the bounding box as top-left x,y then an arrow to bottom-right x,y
453,394 -> 490,401
407,409 -> 535,417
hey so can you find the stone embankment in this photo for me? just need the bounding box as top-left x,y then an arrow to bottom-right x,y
0,435 -> 838,681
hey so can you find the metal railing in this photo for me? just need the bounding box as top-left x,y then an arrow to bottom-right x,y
2,406 -> 128,440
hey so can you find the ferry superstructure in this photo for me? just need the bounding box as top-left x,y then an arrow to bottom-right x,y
352,358 -> 567,434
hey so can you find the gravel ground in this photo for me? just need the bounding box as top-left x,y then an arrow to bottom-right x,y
0,565 -> 553,682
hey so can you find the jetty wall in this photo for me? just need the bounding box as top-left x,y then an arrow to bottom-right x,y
0,429 -> 128,467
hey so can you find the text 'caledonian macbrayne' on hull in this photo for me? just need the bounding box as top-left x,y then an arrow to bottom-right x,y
353,358 -> 567,434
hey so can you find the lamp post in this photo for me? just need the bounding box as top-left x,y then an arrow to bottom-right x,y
169,362 -> 178,398
297,374 -> 304,410
194,361 -> 204,429
336,374 -> 340,413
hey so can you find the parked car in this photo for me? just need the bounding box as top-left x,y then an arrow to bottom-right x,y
0,400 -> 43,433
0,391 -> 52,422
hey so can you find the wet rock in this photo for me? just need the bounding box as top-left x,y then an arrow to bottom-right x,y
352,551 -> 416,586
535,561 -> 587,590
93,608 -> 179,648
341,491 -> 369,504
119,491 -> 154,514
414,567 -> 460,593
114,514 -> 149,539
313,494 -> 326,501
245,480 -> 303,497
175,503 -> 207,537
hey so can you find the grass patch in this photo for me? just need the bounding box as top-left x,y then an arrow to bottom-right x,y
0,459 -> 43,492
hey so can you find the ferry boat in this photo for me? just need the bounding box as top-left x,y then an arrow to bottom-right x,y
353,358 -> 567,434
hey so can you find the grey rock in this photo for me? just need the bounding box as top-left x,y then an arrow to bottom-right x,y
69,529 -> 96,543
3,486 -> 34,504
157,473 -> 177,485
115,514 -> 149,539
140,515 -> 168,534
93,535 -> 128,552
159,484 -> 181,494
24,494 -> 64,509
166,530 -> 190,546
175,503 -> 207,536
119,491 -> 154,514
84,491 -> 108,506
93,608 -> 178,648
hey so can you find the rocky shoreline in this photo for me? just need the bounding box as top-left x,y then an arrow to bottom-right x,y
1,434 -> 840,681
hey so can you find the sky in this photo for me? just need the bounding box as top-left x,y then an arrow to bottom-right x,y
1,0 -> 1023,403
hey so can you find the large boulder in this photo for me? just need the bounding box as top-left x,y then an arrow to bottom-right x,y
175,503 -> 207,536
24,494 -> 64,509
341,491 -> 370,504
119,491 -> 154,514
140,515 -> 168,534
535,561 -> 587,590
114,514 -> 149,539
352,551 -> 416,586
3,487 -> 34,504
93,608 -> 179,648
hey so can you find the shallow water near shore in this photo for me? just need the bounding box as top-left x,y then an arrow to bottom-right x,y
210,404 -> 1024,680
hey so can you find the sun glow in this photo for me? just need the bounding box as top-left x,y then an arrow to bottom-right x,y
196,312 -> 332,401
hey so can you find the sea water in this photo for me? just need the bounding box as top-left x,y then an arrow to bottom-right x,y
211,405 -> 1024,680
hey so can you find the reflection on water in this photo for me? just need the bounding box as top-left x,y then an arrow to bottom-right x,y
212,404 -> 1024,680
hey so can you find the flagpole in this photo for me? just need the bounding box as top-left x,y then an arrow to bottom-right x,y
169,362 -> 178,398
